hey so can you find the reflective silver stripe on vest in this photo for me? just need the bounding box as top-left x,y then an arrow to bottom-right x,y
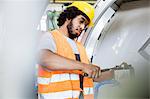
40,90 -> 80,99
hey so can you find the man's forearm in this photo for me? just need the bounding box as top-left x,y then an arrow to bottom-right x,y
38,49 -> 85,71
38,49 -> 102,79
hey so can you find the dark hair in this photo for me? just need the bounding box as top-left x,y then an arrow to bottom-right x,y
57,6 -> 90,27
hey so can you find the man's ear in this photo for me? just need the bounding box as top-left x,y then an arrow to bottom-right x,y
66,19 -> 71,23
64,19 -> 71,26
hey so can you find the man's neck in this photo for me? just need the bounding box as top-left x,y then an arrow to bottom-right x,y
57,25 -> 69,37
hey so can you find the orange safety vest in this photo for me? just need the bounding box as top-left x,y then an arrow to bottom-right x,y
38,30 -> 94,99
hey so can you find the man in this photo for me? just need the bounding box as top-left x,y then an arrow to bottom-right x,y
37,1 -> 114,99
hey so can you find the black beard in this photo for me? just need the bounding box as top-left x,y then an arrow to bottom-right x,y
67,21 -> 78,40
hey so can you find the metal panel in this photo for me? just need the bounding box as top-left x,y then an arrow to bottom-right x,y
90,0 -> 149,98
86,7 -> 115,59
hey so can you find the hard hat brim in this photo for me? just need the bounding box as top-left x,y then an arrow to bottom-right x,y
88,21 -> 94,27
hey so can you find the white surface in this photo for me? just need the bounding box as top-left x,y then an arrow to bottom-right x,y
0,0 -> 49,99
88,0 -> 150,98
86,7 -> 115,58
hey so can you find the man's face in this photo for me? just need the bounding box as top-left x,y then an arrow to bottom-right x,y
67,15 -> 89,39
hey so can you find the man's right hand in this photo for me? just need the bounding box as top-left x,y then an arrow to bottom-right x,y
82,64 -> 101,79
